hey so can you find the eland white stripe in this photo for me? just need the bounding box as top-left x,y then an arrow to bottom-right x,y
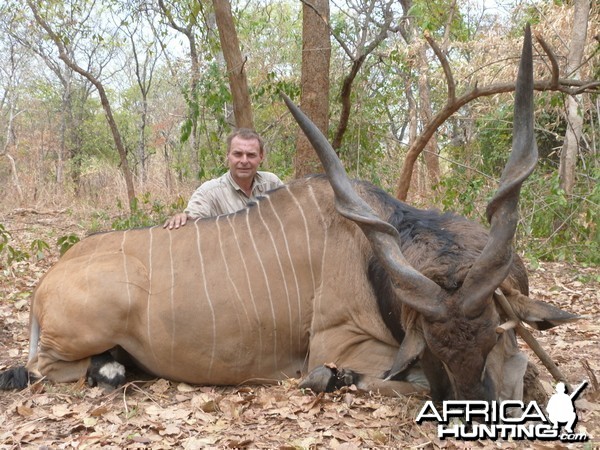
245,208 -> 279,369
195,220 -> 217,378
215,215 -> 248,375
287,187 -> 318,293
146,227 -> 158,364
265,194 -> 303,348
307,185 -> 329,341
121,230 -> 132,331
226,213 -> 264,371
215,216 -> 251,326
81,232 -> 102,306
168,230 -> 176,366
256,201 -> 294,352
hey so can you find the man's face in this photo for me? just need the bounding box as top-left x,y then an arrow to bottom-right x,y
227,136 -> 264,185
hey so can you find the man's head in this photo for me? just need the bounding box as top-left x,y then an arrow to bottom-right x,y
226,128 -> 265,188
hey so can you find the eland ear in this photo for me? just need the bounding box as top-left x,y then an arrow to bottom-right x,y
503,290 -> 580,331
385,328 -> 426,380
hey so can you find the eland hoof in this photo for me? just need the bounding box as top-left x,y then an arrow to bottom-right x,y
299,365 -> 359,393
0,366 -> 30,390
86,353 -> 126,390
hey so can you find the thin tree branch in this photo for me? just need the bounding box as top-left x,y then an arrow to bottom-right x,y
424,32 -> 456,104
535,32 -> 560,89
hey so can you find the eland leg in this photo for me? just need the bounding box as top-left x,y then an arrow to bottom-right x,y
300,364 -> 427,396
303,326 -> 429,397
33,350 -> 92,383
86,351 -> 126,389
29,348 -> 126,389
27,252 -> 149,388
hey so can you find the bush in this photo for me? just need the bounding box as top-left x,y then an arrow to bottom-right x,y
519,172 -> 599,264
0,224 -> 55,269
111,193 -> 186,231
433,170 -> 598,265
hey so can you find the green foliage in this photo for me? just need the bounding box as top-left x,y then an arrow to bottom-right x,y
510,3 -> 543,33
0,224 -> 29,266
57,234 -> 81,256
434,175 -> 486,219
111,192 -> 184,230
252,71 -> 300,104
0,224 -> 9,249
0,224 -> 53,268
408,0 -> 469,41
519,172 -> 599,264
475,105 -> 513,174
434,168 -> 599,265
30,239 -> 51,260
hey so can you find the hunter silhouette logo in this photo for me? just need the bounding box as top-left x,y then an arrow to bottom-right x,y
546,381 -> 587,434
416,380 -> 589,442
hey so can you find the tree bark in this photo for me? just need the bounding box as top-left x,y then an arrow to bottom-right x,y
212,0 -> 254,129
558,0 -> 590,195
2,102 -> 24,204
295,0 -> 331,178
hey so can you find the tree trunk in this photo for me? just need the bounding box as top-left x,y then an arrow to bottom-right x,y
295,0 -> 331,178
2,101 -> 24,204
558,0 -> 590,195
213,0 -> 254,129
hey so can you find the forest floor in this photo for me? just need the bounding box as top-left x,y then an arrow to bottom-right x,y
0,209 -> 599,449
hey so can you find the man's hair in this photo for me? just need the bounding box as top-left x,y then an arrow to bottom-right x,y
226,128 -> 265,155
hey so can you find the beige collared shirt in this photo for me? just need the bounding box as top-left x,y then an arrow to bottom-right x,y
184,171 -> 283,218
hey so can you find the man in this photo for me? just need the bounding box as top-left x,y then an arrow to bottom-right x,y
163,128 -> 283,229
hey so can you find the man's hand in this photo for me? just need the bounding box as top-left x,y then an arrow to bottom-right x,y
163,212 -> 190,230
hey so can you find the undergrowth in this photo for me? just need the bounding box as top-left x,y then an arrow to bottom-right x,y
0,193 -> 184,270
434,170 -> 599,265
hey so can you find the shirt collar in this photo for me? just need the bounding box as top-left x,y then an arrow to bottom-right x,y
226,170 -> 262,195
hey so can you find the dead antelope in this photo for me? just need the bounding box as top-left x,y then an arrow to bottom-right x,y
0,26 -> 577,402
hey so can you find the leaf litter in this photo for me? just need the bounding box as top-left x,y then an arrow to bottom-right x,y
0,215 -> 599,449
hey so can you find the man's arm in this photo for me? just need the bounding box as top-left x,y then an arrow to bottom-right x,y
163,184 -> 217,229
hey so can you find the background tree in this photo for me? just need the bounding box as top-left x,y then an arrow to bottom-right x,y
212,0 -> 253,129
3,2 -> 95,192
295,0 -> 331,178
0,32 -> 25,204
558,0 -> 591,195
122,6 -> 162,186
157,0 -> 204,178
329,0 -> 401,151
26,0 -> 137,210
